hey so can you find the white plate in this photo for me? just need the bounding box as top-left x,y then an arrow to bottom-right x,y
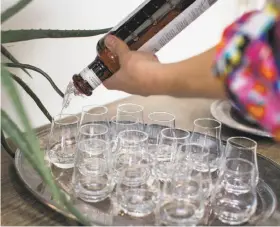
210,100 -> 272,138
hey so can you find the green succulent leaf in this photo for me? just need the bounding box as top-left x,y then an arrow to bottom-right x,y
1,130 -> 15,159
10,73 -> 52,122
1,45 -> 32,78
1,68 -> 90,225
1,0 -> 33,23
1,109 -> 63,207
1,110 -> 46,175
5,62 -> 64,98
1,67 -> 59,197
2,28 -> 111,43
1,67 -> 46,167
1,109 -> 90,225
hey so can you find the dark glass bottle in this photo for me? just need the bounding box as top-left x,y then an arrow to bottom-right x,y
72,0 -> 218,96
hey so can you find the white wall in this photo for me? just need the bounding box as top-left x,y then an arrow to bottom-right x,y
1,0 -> 264,128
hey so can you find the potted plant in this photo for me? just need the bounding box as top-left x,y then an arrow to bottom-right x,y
1,0 -> 111,224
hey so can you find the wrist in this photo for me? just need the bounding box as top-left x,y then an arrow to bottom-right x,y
158,47 -> 225,98
150,63 -> 175,95
155,63 -> 181,96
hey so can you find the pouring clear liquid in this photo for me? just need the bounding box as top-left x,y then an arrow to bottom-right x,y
60,81 -> 83,115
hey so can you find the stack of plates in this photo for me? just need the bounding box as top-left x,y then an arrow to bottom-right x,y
210,100 -> 272,138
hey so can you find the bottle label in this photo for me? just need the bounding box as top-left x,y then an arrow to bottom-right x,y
139,0 -> 217,53
80,67 -> 102,89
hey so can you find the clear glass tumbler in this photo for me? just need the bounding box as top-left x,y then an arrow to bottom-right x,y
211,158 -> 257,225
72,138 -> 114,203
113,130 -> 152,183
117,165 -> 159,217
155,128 -> 190,181
177,143 -> 213,199
46,114 -> 79,169
190,118 -> 223,173
110,115 -> 141,152
80,105 -> 109,128
157,164 -> 206,226
146,112 -> 175,145
225,136 -> 259,185
78,123 -> 109,141
111,115 -> 140,139
116,103 -> 144,124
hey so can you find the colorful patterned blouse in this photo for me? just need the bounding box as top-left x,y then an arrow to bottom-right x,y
213,2 -> 280,141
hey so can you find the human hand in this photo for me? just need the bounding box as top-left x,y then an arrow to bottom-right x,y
103,35 -> 166,96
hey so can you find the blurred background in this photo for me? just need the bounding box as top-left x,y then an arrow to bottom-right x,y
1,0 -> 265,128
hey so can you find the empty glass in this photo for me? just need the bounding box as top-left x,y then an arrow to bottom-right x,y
146,112 -> 175,144
113,130 -> 152,183
157,164 -> 205,226
78,123 -> 109,142
46,114 -> 79,169
116,103 -> 144,124
117,165 -> 159,217
72,138 -> 114,203
225,137 -> 258,184
190,118 -> 223,173
110,115 -> 140,140
80,105 -> 109,128
118,129 -> 149,148
177,143 -> 212,199
155,128 -> 190,181
211,158 -> 257,225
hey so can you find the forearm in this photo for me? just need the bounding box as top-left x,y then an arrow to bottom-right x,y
158,46 -> 226,99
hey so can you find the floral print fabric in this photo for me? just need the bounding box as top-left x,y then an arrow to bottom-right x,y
213,3 -> 280,141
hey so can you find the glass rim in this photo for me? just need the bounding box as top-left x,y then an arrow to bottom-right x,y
77,138 -> 109,152
117,103 -> 144,113
193,118 -> 221,129
118,129 -> 148,143
226,136 -> 257,150
160,128 -> 190,140
53,114 -> 79,125
79,123 -> 109,136
147,111 -> 175,123
111,115 -> 139,125
225,158 -> 255,175
81,105 -> 108,116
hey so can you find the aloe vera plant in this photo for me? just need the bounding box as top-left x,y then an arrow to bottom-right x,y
1,68 -> 91,225
1,45 -> 32,77
2,28 -> 111,43
1,0 -> 111,124
1,0 -> 111,224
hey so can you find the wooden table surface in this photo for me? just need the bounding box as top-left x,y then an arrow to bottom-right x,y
1,96 -> 280,226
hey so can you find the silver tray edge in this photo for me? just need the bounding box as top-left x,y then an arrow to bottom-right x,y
14,149 -> 77,222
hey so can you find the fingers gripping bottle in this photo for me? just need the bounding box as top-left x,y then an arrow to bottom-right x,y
63,0 -> 218,108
